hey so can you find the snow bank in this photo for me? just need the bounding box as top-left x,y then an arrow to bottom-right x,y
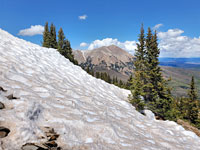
0,29 -> 200,150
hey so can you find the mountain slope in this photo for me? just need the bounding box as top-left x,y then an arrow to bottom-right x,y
162,66 -> 200,97
74,46 -> 200,97
73,45 -> 135,81
0,29 -> 200,149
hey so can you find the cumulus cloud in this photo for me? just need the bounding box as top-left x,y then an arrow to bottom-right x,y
158,29 -> 200,57
18,25 -> 44,36
80,42 -> 88,47
153,24 -> 163,30
87,38 -> 137,54
79,15 -> 87,20
80,26 -> 200,58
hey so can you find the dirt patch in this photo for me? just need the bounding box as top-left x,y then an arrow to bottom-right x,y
177,119 -> 200,137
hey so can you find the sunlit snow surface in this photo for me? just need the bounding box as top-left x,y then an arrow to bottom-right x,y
0,29 -> 200,150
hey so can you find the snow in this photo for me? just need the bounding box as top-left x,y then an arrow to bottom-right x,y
0,28 -> 200,149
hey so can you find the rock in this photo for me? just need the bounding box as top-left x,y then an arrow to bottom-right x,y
49,134 -> 59,141
0,127 -> 10,138
6,94 -> 18,100
21,143 -> 47,150
51,147 -> 61,150
0,86 -> 7,92
0,102 -> 5,109
43,141 -> 58,148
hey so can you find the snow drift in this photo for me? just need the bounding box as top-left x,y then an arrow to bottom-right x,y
0,29 -> 200,150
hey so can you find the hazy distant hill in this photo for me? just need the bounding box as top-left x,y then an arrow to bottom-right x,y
73,46 -> 200,97
159,57 -> 200,70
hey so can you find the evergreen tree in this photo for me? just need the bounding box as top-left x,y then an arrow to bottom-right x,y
86,66 -> 90,74
96,72 -> 100,78
58,28 -> 65,52
126,74 -> 133,89
115,77 -> 118,86
49,23 -> 57,49
107,74 -> 111,83
57,28 -> 78,65
130,25 -> 146,112
145,29 -> 174,119
91,69 -> 94,76
42,22 -> 50,48
186,76 -> 199,123
130,25 -> 174,118
188,76 -> 198,101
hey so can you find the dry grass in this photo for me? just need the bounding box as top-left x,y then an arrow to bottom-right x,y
177,119 -> 200,137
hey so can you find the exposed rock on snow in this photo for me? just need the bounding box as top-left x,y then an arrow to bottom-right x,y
0,127 -> 10,138
0,102 -> 5,109
0,29 -> 200,149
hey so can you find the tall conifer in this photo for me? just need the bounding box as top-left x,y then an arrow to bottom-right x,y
186,76 -> 199,123
58,28 -> 65,52
130,25 -> 146,111
50,23 -> 57,49
42,22 -> 50,48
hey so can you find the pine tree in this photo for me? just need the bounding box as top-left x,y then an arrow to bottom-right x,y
57,28 -> 78,65
91,69 -> 94,76
58,28 -> 65,52
42,22 -> 50,48
188,76 -> 198,101
49,23 -> 57,49
145,29 -> 174,120
130,25 -> 146,112
86,66 -> 90,74
108,74 -> 111,83
126,74 -> 133,89
130,25 -> 175,118
96,72 -> 100,78
129,71 -> 145,112
186,76 -> 199,123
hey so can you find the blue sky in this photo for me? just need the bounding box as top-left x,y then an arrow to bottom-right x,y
1,0 -> 200,57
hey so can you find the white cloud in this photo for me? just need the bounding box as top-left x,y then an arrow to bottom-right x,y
153,24 -> 163,30
18,25 -> 44,36
158,29 -> 200,57
79,15 -> 87,20
81,26 -> 200,58
80,42 -> 88,47
87,38 -> 137,54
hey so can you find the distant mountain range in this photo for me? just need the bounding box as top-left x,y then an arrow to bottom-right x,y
73,46 -> 200,97
159,57 -> 200,70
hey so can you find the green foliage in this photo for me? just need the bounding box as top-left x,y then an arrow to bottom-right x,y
126,75 -> 133,90
129,25 -> 174,118
42,23 -> 78,65
129,72 -> 145,112
173,77 -> 200,128
57,28 -> 78,65
58,28 -> 65,51
42,22 -> 50,48
83,67 -> 127,88
49,23 -> 57,49
185,77 -> 199,124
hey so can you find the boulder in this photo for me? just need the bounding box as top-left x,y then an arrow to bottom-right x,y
0,102 -> 5,109
6,94 -> 18,100
0,86 -> 7,92
21,143 -> 47,150
43,141 -> 58,148
0,127 -> 10,138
